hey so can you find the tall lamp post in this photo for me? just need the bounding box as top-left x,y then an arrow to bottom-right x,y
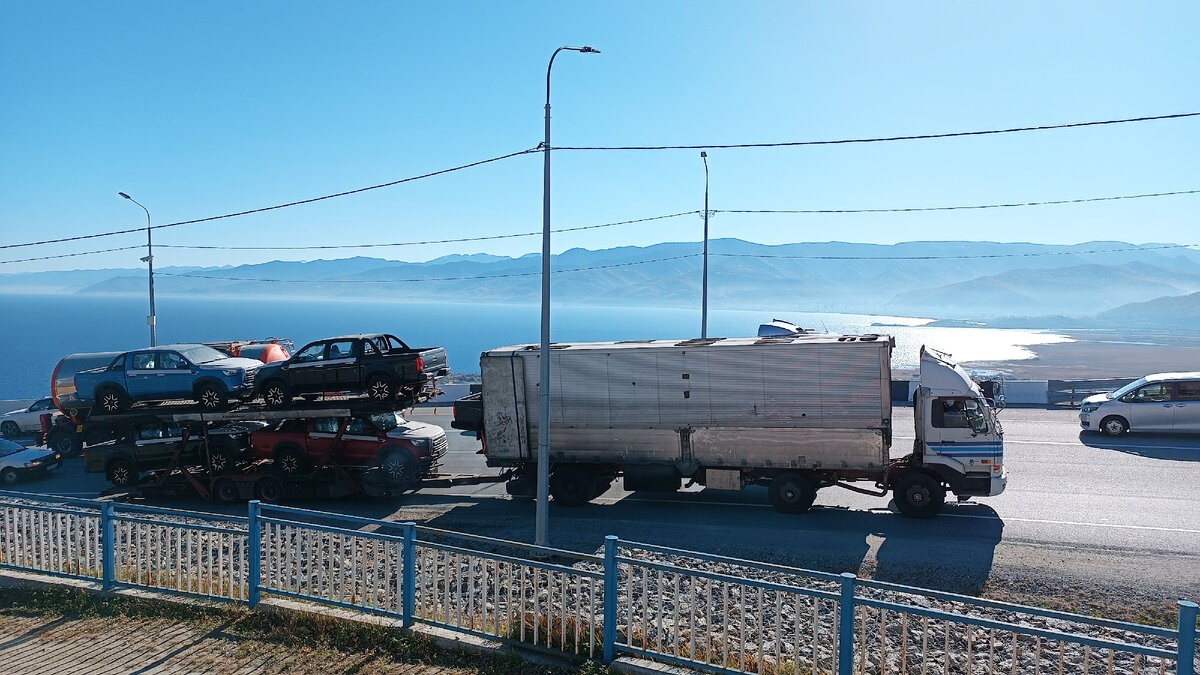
119,191 -> 156,347
537,45 -> 600,547
700,151 -> 710,339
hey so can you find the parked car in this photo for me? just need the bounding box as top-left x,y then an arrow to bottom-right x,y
0,438 -> 61,485
84,421 -> 265,486
249,411 -> 446,484
0,397 -> 55,437
74,344 -> 263,414
1079,371 -> 1200,436
254,334 -> 449,408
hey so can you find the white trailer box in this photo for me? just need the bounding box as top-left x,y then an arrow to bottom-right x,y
480,335 -> 893,472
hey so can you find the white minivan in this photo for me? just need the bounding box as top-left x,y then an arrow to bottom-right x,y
1079,372 -> 1200,436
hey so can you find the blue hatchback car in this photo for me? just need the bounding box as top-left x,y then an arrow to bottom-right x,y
74,344 -> 263,413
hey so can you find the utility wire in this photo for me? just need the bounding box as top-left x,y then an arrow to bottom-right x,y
556,113 -> 1200,151
713,242 -> 1199,261
157,254 -> 700,283
156,211 -> 701,251
4,112 -> 1196,251
0,147 -> 540,250
716,189 -> 1200,215
1,246 -> 144,265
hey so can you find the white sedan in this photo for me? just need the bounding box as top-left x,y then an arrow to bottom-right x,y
0,397 -> 55,437
0,438 -> 61,486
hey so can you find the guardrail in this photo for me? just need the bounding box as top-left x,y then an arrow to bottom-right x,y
0,491 -> 1195,675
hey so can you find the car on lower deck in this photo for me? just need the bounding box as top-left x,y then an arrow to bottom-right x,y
249,411 -> 447,485
83,421 -> 266,486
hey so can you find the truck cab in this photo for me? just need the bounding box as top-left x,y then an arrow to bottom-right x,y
912,347 -> 1006,502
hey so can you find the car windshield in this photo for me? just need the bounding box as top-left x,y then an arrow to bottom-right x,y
178,345 -> 228,364
1110,377 -> 1149,400
0,439 -> 24,457
367,412 -> 405,432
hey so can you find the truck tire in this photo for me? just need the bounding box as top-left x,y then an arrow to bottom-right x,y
380,449 -> 418,486
273,445 -> 310,475
195,382 -> 228,409
106,458 -> 136,486
208,441 -> 238,474
550,465 -> 596,507
96,387 -> 129,414
261,381 -> 292,408
893,472 -> 945,519
366,374 -> 396,402
255,476 -> 285,504
769,472 -> 817,514
48,428 -> 82,457
0,421 -> 18,438
212,478 -> 240,504
1100,416 -> 1129,437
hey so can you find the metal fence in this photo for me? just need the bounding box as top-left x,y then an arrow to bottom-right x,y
0,491 -> 1195,675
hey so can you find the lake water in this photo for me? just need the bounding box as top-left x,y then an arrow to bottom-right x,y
0,293 -> 1073,399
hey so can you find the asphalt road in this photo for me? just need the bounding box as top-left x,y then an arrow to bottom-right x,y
4,405 -> 1199,606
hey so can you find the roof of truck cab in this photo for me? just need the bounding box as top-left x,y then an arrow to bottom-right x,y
485,334 -> 893,353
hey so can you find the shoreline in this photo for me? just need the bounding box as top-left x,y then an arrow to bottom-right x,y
959,329 -> 1200,380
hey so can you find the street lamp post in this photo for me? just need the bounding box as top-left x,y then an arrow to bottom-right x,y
700,151 -> 710,338
538,45 -> 600,548
119,192 -> 156,347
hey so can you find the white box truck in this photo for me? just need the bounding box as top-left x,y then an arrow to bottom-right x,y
452,334 -> 1006,518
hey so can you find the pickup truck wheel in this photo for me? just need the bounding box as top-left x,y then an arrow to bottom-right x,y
262,381 -> 292,408
49,429 -> 81,457
273,445 -> 310,475
0,421 -> 18,438
1100,416 -> 1129,437
208,442 -> 237,474
769,472 -> 817,514
550,466 -> 596,507
196,383 -> 228,409
212,478 -> 240,504
366,374 -> 396,402
106,458 -> 136,487
97,387 -> 129,414
1,467 -> 18,485
255,476 -> 284,504
380,449 -> 418,485
893,472 -> 945,519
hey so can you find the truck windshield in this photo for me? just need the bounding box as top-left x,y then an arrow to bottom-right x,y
964,400 -> 988,434
178,346 -> 228,364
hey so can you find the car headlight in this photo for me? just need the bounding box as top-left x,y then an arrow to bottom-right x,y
25,461 -> 41,468
1080,403 -> 1101,413
222,369 -> 242,377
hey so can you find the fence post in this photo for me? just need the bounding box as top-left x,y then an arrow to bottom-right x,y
248,500 -> 261,608
839,573 -> 857,675
603,535 -> 619,664
1180,600 -> 1198,675
101,501 -> 115,591
402,522 -> 416,629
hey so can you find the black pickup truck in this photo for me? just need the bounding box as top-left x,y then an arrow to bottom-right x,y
254,334 -> 449,408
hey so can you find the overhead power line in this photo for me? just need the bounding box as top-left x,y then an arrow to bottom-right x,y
4,111 -> 1196,252
1,246 -> 144,265
713,242 -> 1199,261
716,189 -> 1200,215
556,112 -> 1200,151
156,254 -> 700,284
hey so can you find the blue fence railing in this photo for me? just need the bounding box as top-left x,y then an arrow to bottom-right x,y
0,491 -> 1195,675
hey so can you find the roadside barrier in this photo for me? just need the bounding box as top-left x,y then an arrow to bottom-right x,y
0,491 -> 1195,675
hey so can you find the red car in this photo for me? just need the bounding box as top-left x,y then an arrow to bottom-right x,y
250,412 -> 446,484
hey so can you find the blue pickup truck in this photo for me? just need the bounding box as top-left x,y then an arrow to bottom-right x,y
74,344 -> 263,413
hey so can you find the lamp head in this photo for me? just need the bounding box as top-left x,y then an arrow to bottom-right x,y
118,192 -> 131,200
700,151 -> 707,158
577,46 -> 600,54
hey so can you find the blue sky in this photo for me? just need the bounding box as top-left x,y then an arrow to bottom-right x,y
2,2 -> 1197,274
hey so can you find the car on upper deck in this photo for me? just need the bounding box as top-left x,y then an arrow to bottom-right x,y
74,344 -> 263,414
253,334 -> 448,408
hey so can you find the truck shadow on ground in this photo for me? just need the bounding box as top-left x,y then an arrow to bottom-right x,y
1078,431 -> 1200,461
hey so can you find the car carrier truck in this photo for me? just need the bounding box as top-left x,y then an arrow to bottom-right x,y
452,334 -> 1006,518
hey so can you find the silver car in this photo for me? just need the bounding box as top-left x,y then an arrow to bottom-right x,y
0,397 -> 55,437
1079,372 -> 1200,436
0,438 -> 62,485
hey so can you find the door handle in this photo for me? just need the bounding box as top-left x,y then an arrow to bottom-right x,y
1162,403 -> 1173,408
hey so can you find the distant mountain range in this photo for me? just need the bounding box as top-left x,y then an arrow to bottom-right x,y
4,239 -> 1199,328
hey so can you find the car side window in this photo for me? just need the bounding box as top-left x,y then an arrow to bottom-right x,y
160,352 -> 188,369
328,340 -> 354,360
314,418 -> 340,434
1177,382 -> 1200,401
363,341 -> 377,356
1123,383 -> 1172,403
31,399 -> 51,411
347,419 -> 370,435
294,344 -> 325,363
131,353 -> 157,370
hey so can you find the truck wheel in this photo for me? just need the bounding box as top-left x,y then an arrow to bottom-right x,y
262,381 -> 292,408
0,421 -> 18,438
49,429 -> 82,457
893,472 -> 946,519
211,478 -> 240,504
380,449 -> 418,485
366,374 -> 396,402
106,458 -> 136,486
208,442 -> 237,474
255,476 -> 284,504
196,383 -> 228,409
1,467 -> 18,485
1100,416 -> 1129,437
273,445 -> 310,475
550,466 -> 596,507
97,387 -> 129,414
769,472 -> 817,514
